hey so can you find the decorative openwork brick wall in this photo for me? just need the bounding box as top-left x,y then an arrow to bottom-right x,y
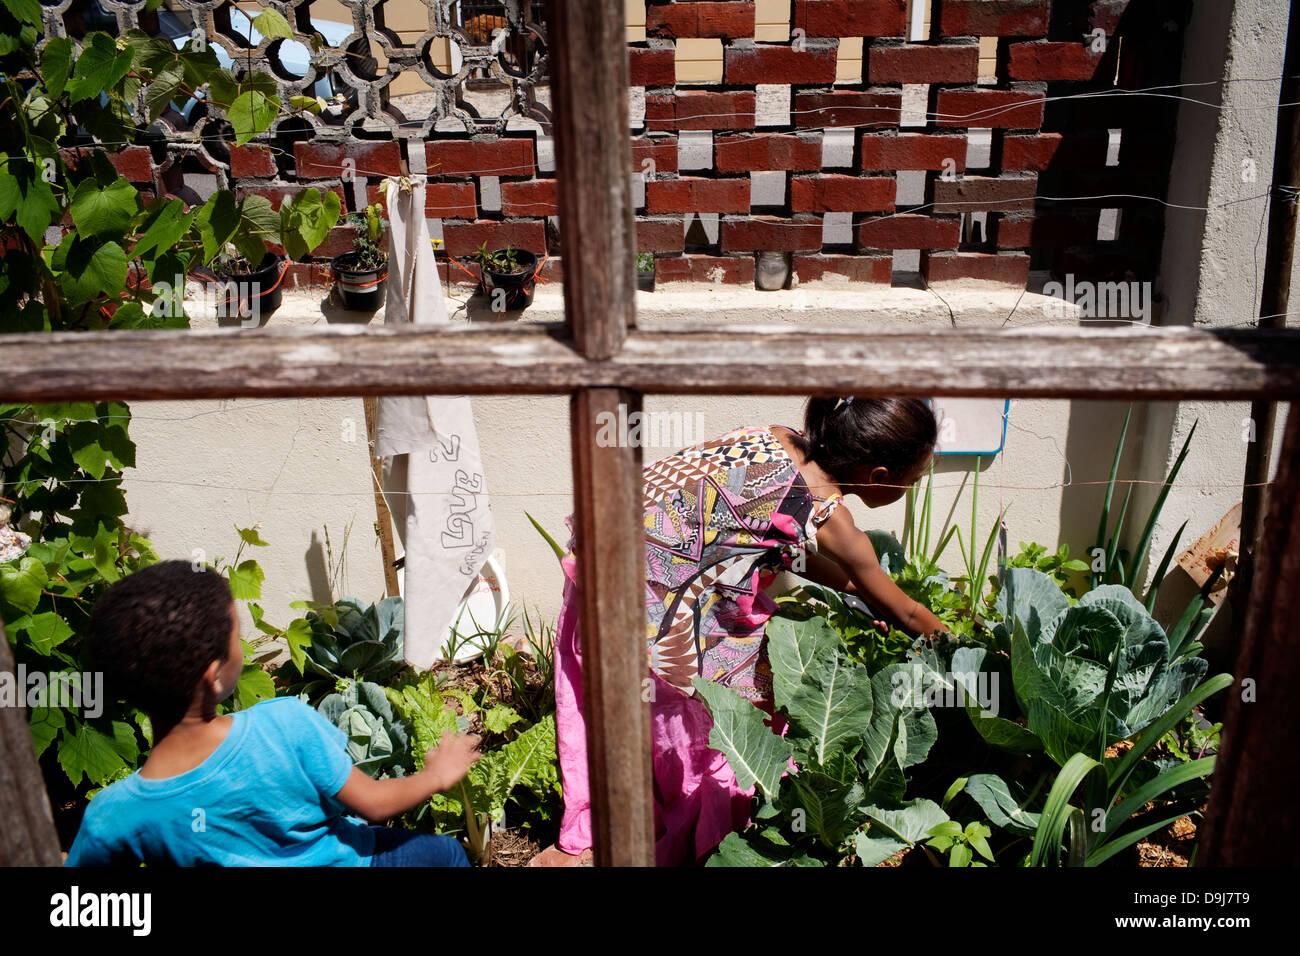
50,0 -> 1188,290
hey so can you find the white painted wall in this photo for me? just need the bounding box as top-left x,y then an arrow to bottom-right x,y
120,279 -> 1248,654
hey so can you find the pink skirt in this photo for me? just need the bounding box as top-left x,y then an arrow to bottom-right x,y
553,568 -> 763,866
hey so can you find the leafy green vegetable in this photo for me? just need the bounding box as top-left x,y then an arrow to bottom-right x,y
289,596 -> 406,700
698,609 -> 938,864
318,680 -> 411,779
998,569 -> 1208,766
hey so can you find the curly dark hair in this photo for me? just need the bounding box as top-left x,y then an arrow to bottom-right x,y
791,397 -> 938,486
88,560 -> 236,733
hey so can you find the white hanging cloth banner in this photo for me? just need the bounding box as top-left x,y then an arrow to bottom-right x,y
376,178 -> 495,671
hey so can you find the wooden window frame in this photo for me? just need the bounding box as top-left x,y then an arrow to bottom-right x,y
2,0 -> 1298,866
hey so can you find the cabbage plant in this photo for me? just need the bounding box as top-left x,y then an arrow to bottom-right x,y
307,597 -> 404,679
317,680 -> 411,780
982,568 -> 1208,766
944,567 -> 1229,866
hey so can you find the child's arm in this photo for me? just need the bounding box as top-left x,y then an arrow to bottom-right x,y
334,730 -> 480,824
798,551 -> 858,593
811,507 -> 949,640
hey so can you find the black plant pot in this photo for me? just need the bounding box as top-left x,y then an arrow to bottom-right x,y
332,252 -> 389,311
479,248 -> 538,311
218,254 -> 284,321
637,268 -> 655,292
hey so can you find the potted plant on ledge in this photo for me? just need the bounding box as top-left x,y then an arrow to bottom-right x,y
213,189 -> 341,323
636,251 -> 655,292
472,242 -> 538,311
332,203 -> 389,311
215,249 -> 286,320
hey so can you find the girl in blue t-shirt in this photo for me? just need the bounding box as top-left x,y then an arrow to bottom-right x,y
66,560 -> 480,867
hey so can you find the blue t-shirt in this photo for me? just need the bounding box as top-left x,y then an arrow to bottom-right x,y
65,697 -> 377,867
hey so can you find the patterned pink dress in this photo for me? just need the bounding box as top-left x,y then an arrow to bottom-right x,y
553,425 -> 843,864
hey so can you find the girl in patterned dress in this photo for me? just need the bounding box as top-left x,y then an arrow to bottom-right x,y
529,397 -> 948,866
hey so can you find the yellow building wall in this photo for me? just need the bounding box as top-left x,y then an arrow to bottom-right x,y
756,0 -> 790,42
627,0 -> 646,42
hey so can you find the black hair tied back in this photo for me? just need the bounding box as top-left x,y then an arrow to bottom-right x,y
796,396 -> 938,484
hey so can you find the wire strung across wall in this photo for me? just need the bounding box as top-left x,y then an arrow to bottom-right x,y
1,399 -> 1281,498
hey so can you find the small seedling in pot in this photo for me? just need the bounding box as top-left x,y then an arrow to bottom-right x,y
348,203 -> 388,270
636,251 -> 656,291
474,242 -> 528,275
332,203 -> 390,310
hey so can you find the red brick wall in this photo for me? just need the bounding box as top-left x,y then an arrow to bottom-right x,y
200,0 -> 1188,290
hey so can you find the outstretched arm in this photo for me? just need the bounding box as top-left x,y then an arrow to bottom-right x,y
334,730 -> 481,824
810,507 -> 949,640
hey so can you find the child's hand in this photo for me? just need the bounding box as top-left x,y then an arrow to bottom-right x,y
422,730 -> 482,792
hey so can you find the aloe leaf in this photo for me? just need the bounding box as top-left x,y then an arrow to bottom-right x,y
1094,405 -> 1132,588
525,511 -> 567,562
1086,806 -> 1198,867
974,505 -> 1008,614
1106,481 -> 1134,585
1105,756 -> 1215,833
1126,420 -> 1197,595
941,776 -> 969,809
1167,595 -> 1212,662
902,485 -> 916,558
1143,520 -> 1187,612
1066,810 -> 1090,867
920,466 -> 933,559
1093,622 -> 1125,762
1031,752 -> 1101,866
968,456 -> 981,587
930,523 -> 958,566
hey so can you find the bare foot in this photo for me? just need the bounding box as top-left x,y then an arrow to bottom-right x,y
527,844 -> 593,867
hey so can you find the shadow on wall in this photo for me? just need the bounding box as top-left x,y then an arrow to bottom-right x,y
305,530 -> 335,606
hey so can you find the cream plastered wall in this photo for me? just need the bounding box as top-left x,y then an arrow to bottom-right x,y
118,280 -> 1278,659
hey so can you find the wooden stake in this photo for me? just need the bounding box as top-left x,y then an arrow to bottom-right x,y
364,396 -> 401,598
